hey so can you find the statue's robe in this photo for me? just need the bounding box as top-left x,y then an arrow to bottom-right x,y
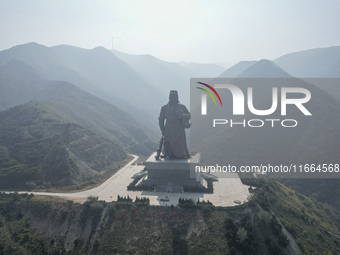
159,103 -> 190,159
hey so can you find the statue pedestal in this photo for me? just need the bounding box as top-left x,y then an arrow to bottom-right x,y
140,152 -> 204,192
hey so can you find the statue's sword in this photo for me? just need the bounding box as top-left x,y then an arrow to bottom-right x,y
155,135 -> 164,160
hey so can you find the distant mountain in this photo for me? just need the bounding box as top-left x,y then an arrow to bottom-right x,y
237,59 -> 292,78
113,50 -> 225,106
0,43 -> 159,131
0,43 -> 227,128
0,44 -> 159,189
177,61 -> 226,77
274,46 -> 340,78
219,59 -> 291,78
274,46 -> 340,101
230,56 -> 340,210
112,50 -> 194,106
37,81 -> 156,155
218,61 -> 256,78
192,60 -> 340,171
0,59 -> 46,111
0,102 -> 127,188
0,42 -> 92,88
52,45 -> 166,118
214,61 -> 234,69
0,60 -> 156,155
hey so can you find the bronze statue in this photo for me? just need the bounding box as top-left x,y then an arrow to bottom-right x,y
157,90 -> 190,160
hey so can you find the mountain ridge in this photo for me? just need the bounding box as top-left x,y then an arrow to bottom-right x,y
219,60 -> 257,78
192,60 -> 340,171
0,102 -> 127,188
51,44 -> 166,118
274,45 -> 340,78
0,43 -> 159,131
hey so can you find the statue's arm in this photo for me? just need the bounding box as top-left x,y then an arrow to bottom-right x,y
158,106 -> 165,136
182,105 -> 191,118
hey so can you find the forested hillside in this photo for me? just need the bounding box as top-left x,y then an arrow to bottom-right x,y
0,102 -> 127,189
1,179 -> 340,254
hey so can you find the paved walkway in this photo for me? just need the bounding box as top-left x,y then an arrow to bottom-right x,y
7,155 -> 250,207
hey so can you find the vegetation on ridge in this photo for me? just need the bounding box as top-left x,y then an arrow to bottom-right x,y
0,179 -> 340,254
0,102 -> 127,189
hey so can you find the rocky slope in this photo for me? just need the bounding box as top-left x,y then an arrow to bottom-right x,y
0,60 -> 156,155
0,102 -> 126,188
1,179 -> 340,254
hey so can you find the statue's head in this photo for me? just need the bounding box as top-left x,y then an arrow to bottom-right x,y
169,90 -> 179,104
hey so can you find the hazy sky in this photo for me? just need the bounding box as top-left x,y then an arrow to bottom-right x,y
1,0 -> 340,65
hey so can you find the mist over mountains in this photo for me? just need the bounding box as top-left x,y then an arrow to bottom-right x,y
221,46 -> 340,100
0,42 -> 227,127
218,61 -> 257,78
193,49 -> 340,209
0,42 -> 227,189
113,49 -> 225,107
0,59 -> 154,153
221,45 -> 340,80
0,43 -> 158,131
191,59 -> 340,176
0,59 -> 150,188
1,41 -> 340,191
1,41 -> 340,253
274,46 -> 340,78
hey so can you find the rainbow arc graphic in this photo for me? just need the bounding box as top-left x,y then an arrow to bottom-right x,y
196,82 -> 223,106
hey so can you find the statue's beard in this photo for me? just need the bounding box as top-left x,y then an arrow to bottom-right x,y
169,98 -> 179,106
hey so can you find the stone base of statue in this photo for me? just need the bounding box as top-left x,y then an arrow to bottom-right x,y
137,152 -> 205,192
